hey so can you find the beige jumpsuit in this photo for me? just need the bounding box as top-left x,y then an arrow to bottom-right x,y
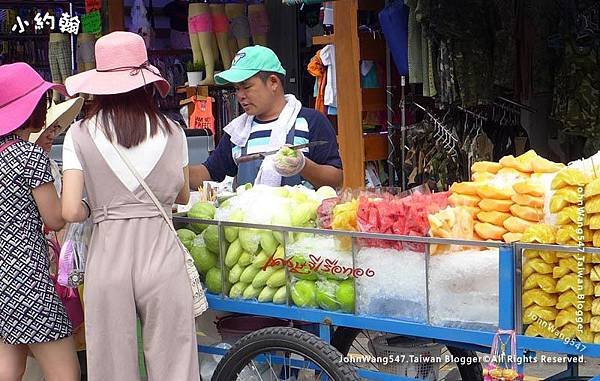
70,124 -> 200,381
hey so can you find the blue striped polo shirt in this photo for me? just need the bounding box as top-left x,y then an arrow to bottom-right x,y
204,107 -> 343,182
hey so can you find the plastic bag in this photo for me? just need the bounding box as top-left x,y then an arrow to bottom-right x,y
510,204 -> 543,222
521,224 -> 555,244
585,178 -> 600,199
592,317 -> 600,333
525,324 -> 553,338
477,211 -> 511,226
511,193 -> 544,208
593,299 -> 600,315
503,232 -> 522,243
471,161 -> 501,174
474,222 -> 507,241
556,290 -> 593,311
513,180 -> 545,197
478,198 -> 513,212
448,193 -> 481,207
503,216 -> 535,234
560,324 -> 578,338
555,307 -> 591,328
587,195 -> 600,214
589,214 -> 600,230
553,186 -> 583,204
577,327 -> 594,344
523,305 -> 557,324
556,273 -> 593,295
555,257 -> 592,274
531,155 -> 564,173
524,249 -> 558,263
450,181 -> 480,195
497,167 -> 529,178
556,206 -> 589,225
472,171 -> 496,182
499,154 -> 533,173
476,184 -> 515,200
556,225 -> 593,244
58,219 -> 93,288
523,289 -> 558,307
523,258 -> 553,278
523,273 -> 557,293
592,265 -> 600,282
550,195 -> 570,213
551,168 -> 590,190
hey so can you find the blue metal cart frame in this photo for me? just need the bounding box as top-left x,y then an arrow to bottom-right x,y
174,216 -> 600,380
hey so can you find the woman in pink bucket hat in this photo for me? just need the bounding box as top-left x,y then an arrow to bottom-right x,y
0,63 -> 80,380
61,31 -> 202,381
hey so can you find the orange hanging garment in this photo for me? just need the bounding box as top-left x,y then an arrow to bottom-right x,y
307,50 -> 327,114
189,96 -> 216,137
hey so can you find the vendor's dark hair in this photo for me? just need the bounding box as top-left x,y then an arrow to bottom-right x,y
84,85 -> 173,149
257,71 -> 285,86
17,92 -> 47,133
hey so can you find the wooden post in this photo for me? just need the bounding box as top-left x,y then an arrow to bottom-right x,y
107,0 -> 125,32
333,0 -> 364,188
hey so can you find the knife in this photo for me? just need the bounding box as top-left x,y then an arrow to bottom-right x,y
235,141 -> 328,164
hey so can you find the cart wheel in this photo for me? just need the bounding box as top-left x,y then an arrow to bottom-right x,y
211,327 -> 360,381
331,327 -> 483,381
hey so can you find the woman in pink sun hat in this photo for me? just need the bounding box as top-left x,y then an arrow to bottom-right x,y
0,63 -> 80,381
61,31 -> 202,380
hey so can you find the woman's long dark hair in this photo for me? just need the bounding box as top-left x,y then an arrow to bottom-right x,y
84,86 -> 173,148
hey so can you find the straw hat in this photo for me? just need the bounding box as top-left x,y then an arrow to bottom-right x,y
65,31 -> 170,97
46,97 -> 84,134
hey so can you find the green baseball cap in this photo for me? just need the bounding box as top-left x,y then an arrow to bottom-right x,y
215,45 -> 286,85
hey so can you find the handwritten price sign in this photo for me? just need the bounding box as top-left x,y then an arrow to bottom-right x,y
262,255 -> 375,278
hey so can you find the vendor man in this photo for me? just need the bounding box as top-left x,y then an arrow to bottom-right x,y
189,45 -> 343,189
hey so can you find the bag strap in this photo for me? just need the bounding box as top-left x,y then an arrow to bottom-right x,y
108,139 -> 177,234
0,139 -> 18,153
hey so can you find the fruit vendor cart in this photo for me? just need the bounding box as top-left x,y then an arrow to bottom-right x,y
173,215 -> 600,381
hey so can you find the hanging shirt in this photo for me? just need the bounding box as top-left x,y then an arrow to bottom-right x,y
189,96 -> 216,136
204,107 -> 342,182
307,50 -> 327,114
320,44 -> 337,108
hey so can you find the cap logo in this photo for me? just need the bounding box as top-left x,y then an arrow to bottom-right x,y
232,52 -> 246,66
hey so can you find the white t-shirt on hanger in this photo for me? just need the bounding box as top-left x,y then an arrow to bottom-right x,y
320,44 -> 337,108
62,114 -> 189,192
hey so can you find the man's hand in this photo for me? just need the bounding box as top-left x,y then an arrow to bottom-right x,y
274,145 -> 306,177
35,126 -> 60,153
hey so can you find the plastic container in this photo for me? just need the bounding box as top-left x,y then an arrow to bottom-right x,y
215,315 -> 292,345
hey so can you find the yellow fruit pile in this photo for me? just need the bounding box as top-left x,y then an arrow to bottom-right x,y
428,206 -> 476,255
521,224 -> 598,343
448,151 -> 562,243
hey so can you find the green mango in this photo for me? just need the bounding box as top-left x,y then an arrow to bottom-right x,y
229,282 -> 248,299
258,286 -> 278,303
238,252 -> 253,267
252,267 -> 277,288
225,239 -> 243,268
239,265 -> 262,284
273,286 -> 288,304
266,268 -> 287,288
228,263 -> 246,284
242,284 -> 263,300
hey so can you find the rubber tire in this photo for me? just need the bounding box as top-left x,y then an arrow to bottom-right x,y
331,327 -> 483,381
212,327 -> 361,381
